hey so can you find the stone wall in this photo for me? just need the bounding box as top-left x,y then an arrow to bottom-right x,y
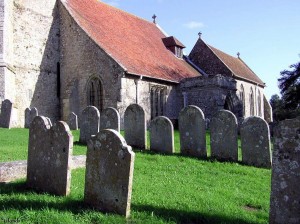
117,75 -> 181,128
180,74 -> 242,120
59,2 -> 124,121
189,38 -> 232,77
0,0 -> 60,126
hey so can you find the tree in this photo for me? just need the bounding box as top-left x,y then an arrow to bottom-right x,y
278,61 -> 300,109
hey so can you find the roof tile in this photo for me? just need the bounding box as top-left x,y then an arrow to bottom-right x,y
61,0 -> 199,82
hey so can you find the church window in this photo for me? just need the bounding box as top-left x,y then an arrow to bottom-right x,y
240,84 -> 245,115
257,90 -> 262,117
87,77 -> 103,111
249,88 -> 254,116
150,85 -> 167,120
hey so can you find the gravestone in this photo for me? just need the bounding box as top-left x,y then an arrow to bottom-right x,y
27,116 -> 73,196
24,107 -> 38,128
150,116 -> 174,154
124,104 -> 146,149
241,116 -> 271,168
84,129 -> 135,218
0,99 -> 13,128
179,105 -> 206,158
210,110 -> 238,161
68,112 -> 78,130
100,107 -> 120,132
79,106 -> 100,144
269,117 -> 300,223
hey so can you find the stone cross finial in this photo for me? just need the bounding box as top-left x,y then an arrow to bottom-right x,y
198,32 -> 202,38
152,14 -> 157,24
237,52 -> 240,58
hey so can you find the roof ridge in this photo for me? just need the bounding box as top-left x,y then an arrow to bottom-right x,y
97,0 -> 159,28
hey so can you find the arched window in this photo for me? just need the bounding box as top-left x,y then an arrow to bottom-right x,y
240,84 -> 245,115
87,77 -> 103,111
249,88 -> 254,116
150,85 -> 167,119
257,90 -> 262,117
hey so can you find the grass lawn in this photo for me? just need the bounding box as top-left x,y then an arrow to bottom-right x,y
0,128 -> 271,223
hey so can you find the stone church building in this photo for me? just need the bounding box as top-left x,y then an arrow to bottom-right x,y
0,0 -> 272,127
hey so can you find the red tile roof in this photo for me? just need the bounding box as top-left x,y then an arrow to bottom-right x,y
61,0 -> 199,82
208,45 -> 265,86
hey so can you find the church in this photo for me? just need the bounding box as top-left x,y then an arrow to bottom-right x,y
0,0 -> 272,128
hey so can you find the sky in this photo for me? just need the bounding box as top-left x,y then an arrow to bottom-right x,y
101,0 -> 300,100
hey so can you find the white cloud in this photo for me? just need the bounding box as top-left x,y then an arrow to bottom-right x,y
184,21 -> 204,29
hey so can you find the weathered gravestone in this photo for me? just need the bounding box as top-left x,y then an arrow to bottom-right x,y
241,116 -> 271,168
100,107 -> 120,132
84,129 -> 135,218
150,116 -> 174,154
124,104 -> 146,149
179,105 -> 206,158
269,117 -> 300,224
79,106 -> 100,144
0,99 -> 13,128
210,110 -> 238,162
24,107 -> 38,128
27,116 -> 73,196
68,112 -> 78,130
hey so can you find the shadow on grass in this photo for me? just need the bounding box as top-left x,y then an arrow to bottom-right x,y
132,204 -> 257,224
0,181 -> 88,214
74,141 -> 86,147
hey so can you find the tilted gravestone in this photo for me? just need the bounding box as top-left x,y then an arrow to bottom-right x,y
150,116 -> 174,154
84,129 -> 135,218
68,112 -> 78,130
79,106 -> 100,144
179,105 -> 206,158
269,117 -> 300,223
124,104 -> 146,149
27,116 -> 73,196
241,116 -> 271,168
24,107 -> 38,128
210,110 -> 238,162
0,99 -> 13,128
100,107 -> 120,132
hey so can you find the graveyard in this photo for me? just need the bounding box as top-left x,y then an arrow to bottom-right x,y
0,127 -> 271,223
0,103 -> 299,223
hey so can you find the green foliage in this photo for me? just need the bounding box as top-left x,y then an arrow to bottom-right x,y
278,61 -> 300,109
0,128 -> 271,223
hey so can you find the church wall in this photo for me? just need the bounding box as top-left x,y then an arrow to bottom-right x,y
180,75 -> 241,120
118,76 -> 181,128
0,0 -> 60,126
59,2 -> 124,122
236,79 -> 265,119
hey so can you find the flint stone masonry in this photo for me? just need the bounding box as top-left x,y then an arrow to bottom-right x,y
241,116 -> 271,168
27,116 -> 73,196
0,99 -> 12,128
24,107 -> 38,128
84,129 -> 135,218
100,107 -> 120,132
79,106 -> 100,144
150,116 -> 174,154
68,112 -> 78,130
179,105 -> 206,158
124,104 -> 146,149
210,110 -> 238,161
269,117 -> 300,224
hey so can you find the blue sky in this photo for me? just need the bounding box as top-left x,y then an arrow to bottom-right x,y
102,0 -> 300,100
